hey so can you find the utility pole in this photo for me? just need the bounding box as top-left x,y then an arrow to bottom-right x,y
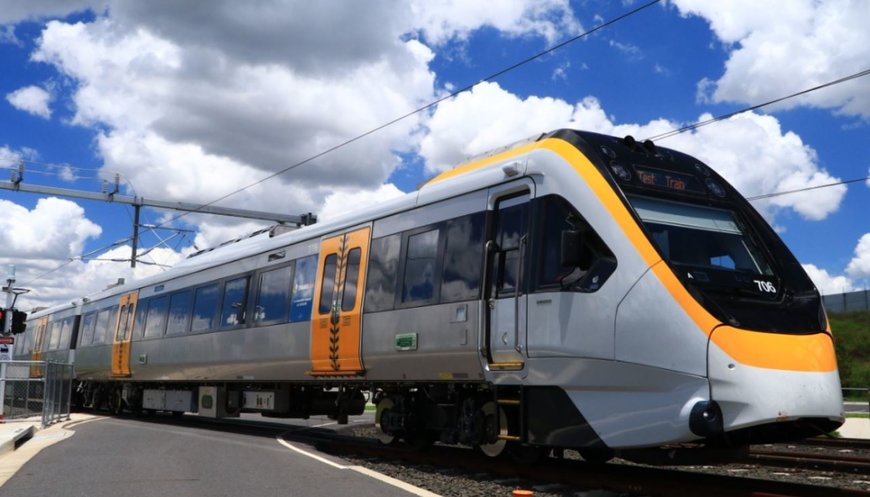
0,264 -> 30,416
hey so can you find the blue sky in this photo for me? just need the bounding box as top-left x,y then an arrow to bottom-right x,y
0,0 -> 868,309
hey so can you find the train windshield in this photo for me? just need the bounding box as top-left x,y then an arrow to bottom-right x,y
630,196 -> 773,277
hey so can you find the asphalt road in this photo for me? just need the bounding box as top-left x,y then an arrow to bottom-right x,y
0,413 -> 425,497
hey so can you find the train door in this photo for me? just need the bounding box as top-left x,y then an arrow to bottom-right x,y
309,226 -> 371,376
484,182 -> 533,370
30,316 -> 49,377
111,291 -> 139,378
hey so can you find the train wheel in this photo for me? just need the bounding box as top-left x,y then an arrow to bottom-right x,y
578,448 -> 614,464
508,443 -> 549,464
374,398 -> 397,445
109,388 -> 125,415
477,401 -> 508,458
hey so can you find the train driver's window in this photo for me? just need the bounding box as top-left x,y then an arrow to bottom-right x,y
536,195 -> 615,292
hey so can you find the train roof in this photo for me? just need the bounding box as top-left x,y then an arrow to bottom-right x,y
29,128 -> 660,318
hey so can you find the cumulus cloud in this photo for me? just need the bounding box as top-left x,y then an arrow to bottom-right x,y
0,0 -> 104,25
319,184 -> 406,221
802,263 -> 854,295
674,0 -> 870,117
419,82 -> 845,222
6,85 -> 52,118
846,233 -> 870,279
409,0 -> 582,45
0,197 -> 101,258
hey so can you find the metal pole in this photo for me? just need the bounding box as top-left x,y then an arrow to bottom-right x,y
131,205 -> 140,268
1,264 -> 14,417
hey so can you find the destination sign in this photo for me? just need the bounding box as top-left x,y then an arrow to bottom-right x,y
635,167 -> 704,193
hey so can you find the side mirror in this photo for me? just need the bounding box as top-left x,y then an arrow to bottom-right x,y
561,230 -> 583,267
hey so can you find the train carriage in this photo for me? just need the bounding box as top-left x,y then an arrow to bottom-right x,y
15,129 -> 843,459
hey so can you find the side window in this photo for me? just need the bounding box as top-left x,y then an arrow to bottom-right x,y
364,234 -> 401,312
318,254 -> 338,314
255,264 -> 294,324
133,301 -> 147,339
143,295 -> 169,339
80,312 -> 97,347
220,276 -> 249,328
536,195 -> 616,292
192,284 -> 219,332
401,228 -> 440,304
290,255 -> 317,322
93,305 -> 117,345
166,290 -> 193,336
493,196 -> 528,298
441,213 -> 485,303
341,248 -> 361,311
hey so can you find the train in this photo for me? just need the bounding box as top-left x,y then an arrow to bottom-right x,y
13,129 -> 843,461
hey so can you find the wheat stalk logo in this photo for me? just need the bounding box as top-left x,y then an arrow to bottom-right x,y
329,234 -> 349,370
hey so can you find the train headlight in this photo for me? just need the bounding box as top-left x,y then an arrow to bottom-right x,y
610,161 -> 631,181
705,178 -> 726,197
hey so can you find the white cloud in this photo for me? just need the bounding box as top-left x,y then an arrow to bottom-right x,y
802,263 -> 854,295
0,197 -> 101,259
409,0 -> 582,45
846,233 -> 870,279
674,0 -> 870,117
319,184 -> 406,221
0,0 -> 104,25
419,82 -> 845,222
5,85 -> 52,118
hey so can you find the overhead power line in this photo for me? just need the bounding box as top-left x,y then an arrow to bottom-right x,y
746,176 -> 870,201
151,0 -> 663,230
645,67 -> 870,142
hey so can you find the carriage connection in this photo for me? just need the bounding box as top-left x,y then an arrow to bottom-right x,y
13,129 -> 843,460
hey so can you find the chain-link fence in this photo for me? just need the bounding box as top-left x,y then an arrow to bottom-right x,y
0,361 -> 73,426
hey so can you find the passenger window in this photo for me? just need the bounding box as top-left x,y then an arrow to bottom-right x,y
143,296 -> 169,338
536,195 -> 616,292
364,234 -> 401,312
220,276 -> 249,327
341,248 -> 361,311
43,323 -> 54,351
93,306 -> 116,344
255,265 -> 293,324
49,321 -> 63,350
441,213 -> 485,303
166,290 -> 193,335
290,255 -> 317,322
402,228 -> 440,303
192,284 -> 219,332
80,312 -> 97,346
133,302 -> 147,338
319,254 -> 337,314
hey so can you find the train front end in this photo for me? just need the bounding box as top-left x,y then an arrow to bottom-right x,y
567,130 -> 844,446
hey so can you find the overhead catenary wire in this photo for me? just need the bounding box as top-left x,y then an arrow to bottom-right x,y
746,176 -> 870,201
645,68 -> 870,142
148,0 -> 664,231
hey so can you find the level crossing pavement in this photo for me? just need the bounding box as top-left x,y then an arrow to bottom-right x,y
0,414 -> 441,497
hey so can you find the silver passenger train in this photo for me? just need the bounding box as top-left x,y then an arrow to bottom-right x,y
16,129 -> 843,460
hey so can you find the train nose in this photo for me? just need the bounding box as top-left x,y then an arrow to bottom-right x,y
707,326 -> 844,438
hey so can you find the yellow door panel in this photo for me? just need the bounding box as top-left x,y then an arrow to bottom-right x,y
112,291 -> 139,378
30,316 -> 49,377
309,226 -> 370,376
